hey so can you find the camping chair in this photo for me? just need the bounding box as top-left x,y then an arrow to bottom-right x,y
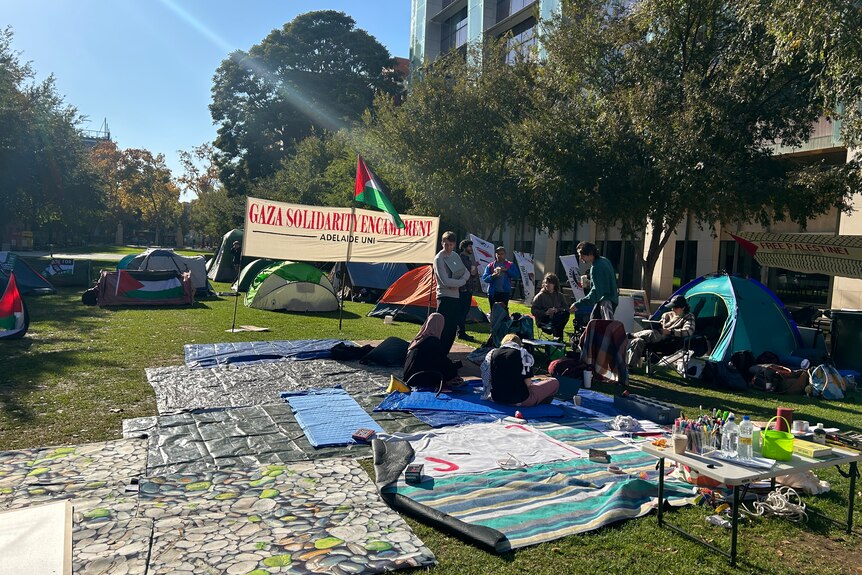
644,335 -> 710,379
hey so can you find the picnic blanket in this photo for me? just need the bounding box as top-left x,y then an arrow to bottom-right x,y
580,320 -> 628,385
374,418 -> 694,552
375,390 -> 567,418
184,339 -> 346,368
282,387 -> 385,447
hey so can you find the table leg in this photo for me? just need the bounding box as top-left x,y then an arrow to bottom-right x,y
848,461 -> 857,534
657,456 -> 665,527
730,485 -> 740,567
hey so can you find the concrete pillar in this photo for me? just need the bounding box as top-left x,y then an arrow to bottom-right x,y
175,227 -> 184,249
533,229 -> 558,280
644,221 -> 678,302
115,222 -> 124,245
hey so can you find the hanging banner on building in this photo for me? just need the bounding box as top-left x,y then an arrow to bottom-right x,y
513,251 -> 536,303
730,232 -> 862,279
243,197 -> 439,263
559,254 -> 586,300
469,233 -> 496,294
43,259 -> 75,277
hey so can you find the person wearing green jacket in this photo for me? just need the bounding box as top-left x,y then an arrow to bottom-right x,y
570,241 -> 619,320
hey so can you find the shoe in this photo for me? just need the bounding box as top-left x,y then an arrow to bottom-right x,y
459,333 -> 476,342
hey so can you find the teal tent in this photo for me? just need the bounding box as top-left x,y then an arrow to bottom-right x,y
653,274 -> 802,362
245,261 -> 338,312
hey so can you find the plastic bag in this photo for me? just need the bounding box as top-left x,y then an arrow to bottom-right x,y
808,364 -> 846,400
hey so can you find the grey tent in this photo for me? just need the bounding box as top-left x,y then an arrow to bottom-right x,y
207,229 -> 243,282
127,249 -> 211,296
0,252 -> 55,295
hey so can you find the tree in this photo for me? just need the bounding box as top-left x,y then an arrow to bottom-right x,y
517,0 -> 858,298
366,43 -> 537,236
0,27 -> 105,241
210,11 -> 400,196
739,0 -> 862,145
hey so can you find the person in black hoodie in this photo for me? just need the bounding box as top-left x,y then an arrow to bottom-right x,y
403,313 -> 462,387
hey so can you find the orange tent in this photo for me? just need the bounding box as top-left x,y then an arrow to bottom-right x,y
367,265 -> 488,324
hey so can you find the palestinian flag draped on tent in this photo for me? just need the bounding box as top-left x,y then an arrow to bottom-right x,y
0,273 -> 29,339
355,156 -> 405,229
96,269 -> 194,307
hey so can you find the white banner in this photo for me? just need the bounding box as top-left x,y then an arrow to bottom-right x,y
559,254 -> 586,300
513,251 -> 535,303
243,197 -> 439,263
731,232 -> 862,279
44,259 -> 75,277
469,234 -> 496,294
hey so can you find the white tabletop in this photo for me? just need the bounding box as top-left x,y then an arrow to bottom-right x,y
523,339 -> 566,347
641,442 -> 862,486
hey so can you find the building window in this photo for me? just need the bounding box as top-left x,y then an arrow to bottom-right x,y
441,8 -> 469,54
503,17 -> 538,64
673,240 -> 698,289
497,0 -> 536,21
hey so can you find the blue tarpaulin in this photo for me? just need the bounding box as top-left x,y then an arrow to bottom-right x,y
281,387 -> 384,447
375,390 -> 567,418
184,339 -> 345,369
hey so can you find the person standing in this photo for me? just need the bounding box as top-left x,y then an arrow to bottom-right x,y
481,246 -> 520,312
230,240 -> 242,278
570,241 -> 618,320
531,273 -> 570,340
433,231 -> 469,353
456,239 -> 478,342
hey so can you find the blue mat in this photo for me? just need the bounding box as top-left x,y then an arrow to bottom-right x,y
185,339 -> 346,369
375,390 -> 567,418
281,387 -> 384,447
576,389 -> 622,417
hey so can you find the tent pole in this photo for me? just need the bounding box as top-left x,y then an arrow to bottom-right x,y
339,204 -> 357,332
229,264 -> 241,332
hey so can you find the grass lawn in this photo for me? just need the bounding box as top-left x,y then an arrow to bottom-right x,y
1,276 -> 861,574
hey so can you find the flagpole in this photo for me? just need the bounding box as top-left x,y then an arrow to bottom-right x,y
339,201 -> 357,332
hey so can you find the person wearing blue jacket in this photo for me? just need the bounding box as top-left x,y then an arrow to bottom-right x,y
481,246 -> 520,312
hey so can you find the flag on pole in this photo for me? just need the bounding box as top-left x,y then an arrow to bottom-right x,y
354,156 -> 405,229
0,273 -> 26,335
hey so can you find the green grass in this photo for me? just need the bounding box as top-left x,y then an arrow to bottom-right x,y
1,282 -> 861,574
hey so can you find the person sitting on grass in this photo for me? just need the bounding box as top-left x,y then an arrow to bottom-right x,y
403,313 -> 463,388
531,272 -> 570,341
480,334 -> 559,406
626,294 -> 695,368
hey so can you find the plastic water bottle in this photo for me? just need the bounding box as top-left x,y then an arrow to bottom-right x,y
737,416 -> 753,460
721,415 -> 739,457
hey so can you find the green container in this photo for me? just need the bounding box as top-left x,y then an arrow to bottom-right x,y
761,416 -> 794,461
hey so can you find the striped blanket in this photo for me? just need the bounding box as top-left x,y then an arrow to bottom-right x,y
376,418 -> 694,552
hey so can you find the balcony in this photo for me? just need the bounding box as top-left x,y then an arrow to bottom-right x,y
431,0 -> 468,23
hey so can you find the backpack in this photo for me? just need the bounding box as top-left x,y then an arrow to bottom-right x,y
808,364 -> 846,400
703,360 -> 749,391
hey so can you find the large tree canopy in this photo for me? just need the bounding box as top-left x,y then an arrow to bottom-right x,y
210,11 -> 399,196
515,0 -> 859,297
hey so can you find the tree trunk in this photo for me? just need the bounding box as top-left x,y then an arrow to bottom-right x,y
639,215 -> 682,303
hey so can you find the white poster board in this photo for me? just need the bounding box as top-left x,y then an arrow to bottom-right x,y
243,197 -> 439,263
559,254 -> 586,300
513,251 -> 535,303
0,501 -> 72,575
469,233 -> 496,294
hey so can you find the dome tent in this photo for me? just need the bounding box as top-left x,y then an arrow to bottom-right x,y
207,229 -> 243,282
233,258 -> 278,293
654,274 -> 802,363
245,261 -> 338,312
126,248 -> 210,296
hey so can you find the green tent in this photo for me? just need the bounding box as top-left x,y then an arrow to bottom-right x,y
207,229 -> 243,282
245,261 -> 338,312
653,274 -> 802,362
233,258 -> 278,292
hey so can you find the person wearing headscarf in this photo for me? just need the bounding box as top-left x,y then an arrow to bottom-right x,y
480,334 -> 559,406
403,313 -> 461,386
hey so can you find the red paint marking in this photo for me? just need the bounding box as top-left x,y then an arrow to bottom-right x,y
425,457 -> 460,472
505,424 -> 533,432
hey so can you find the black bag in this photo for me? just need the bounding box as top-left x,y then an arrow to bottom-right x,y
756,351 -> 780,365
81,287 -> 98,306
330,342 -> 374,361
703,360 -> 749,391
730,350 -> 756,376
359,337 -> 409,367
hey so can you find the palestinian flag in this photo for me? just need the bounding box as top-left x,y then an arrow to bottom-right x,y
0,273 -> 27,337
115,269 -> 184,300
354,155 -> 405,229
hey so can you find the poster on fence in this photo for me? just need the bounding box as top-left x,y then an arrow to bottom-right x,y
513,251 -> 535,303
469,234 -> 496,293
243,197 -> 439,263
44,259 -> 75,277
559,254 -> 586,300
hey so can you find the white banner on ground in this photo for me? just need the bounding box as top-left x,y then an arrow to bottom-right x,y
514,251 -> 535,303
559,254 -> 586,300
243,197 -> 439,263
469,233 -> 495,294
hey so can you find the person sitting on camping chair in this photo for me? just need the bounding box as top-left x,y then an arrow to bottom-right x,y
480,334 -> 559,406
403,313 -> 463,388
531,273 -> 570,341
626,295 -> 695,369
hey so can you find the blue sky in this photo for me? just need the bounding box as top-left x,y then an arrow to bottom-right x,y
2,1 -> 411,192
